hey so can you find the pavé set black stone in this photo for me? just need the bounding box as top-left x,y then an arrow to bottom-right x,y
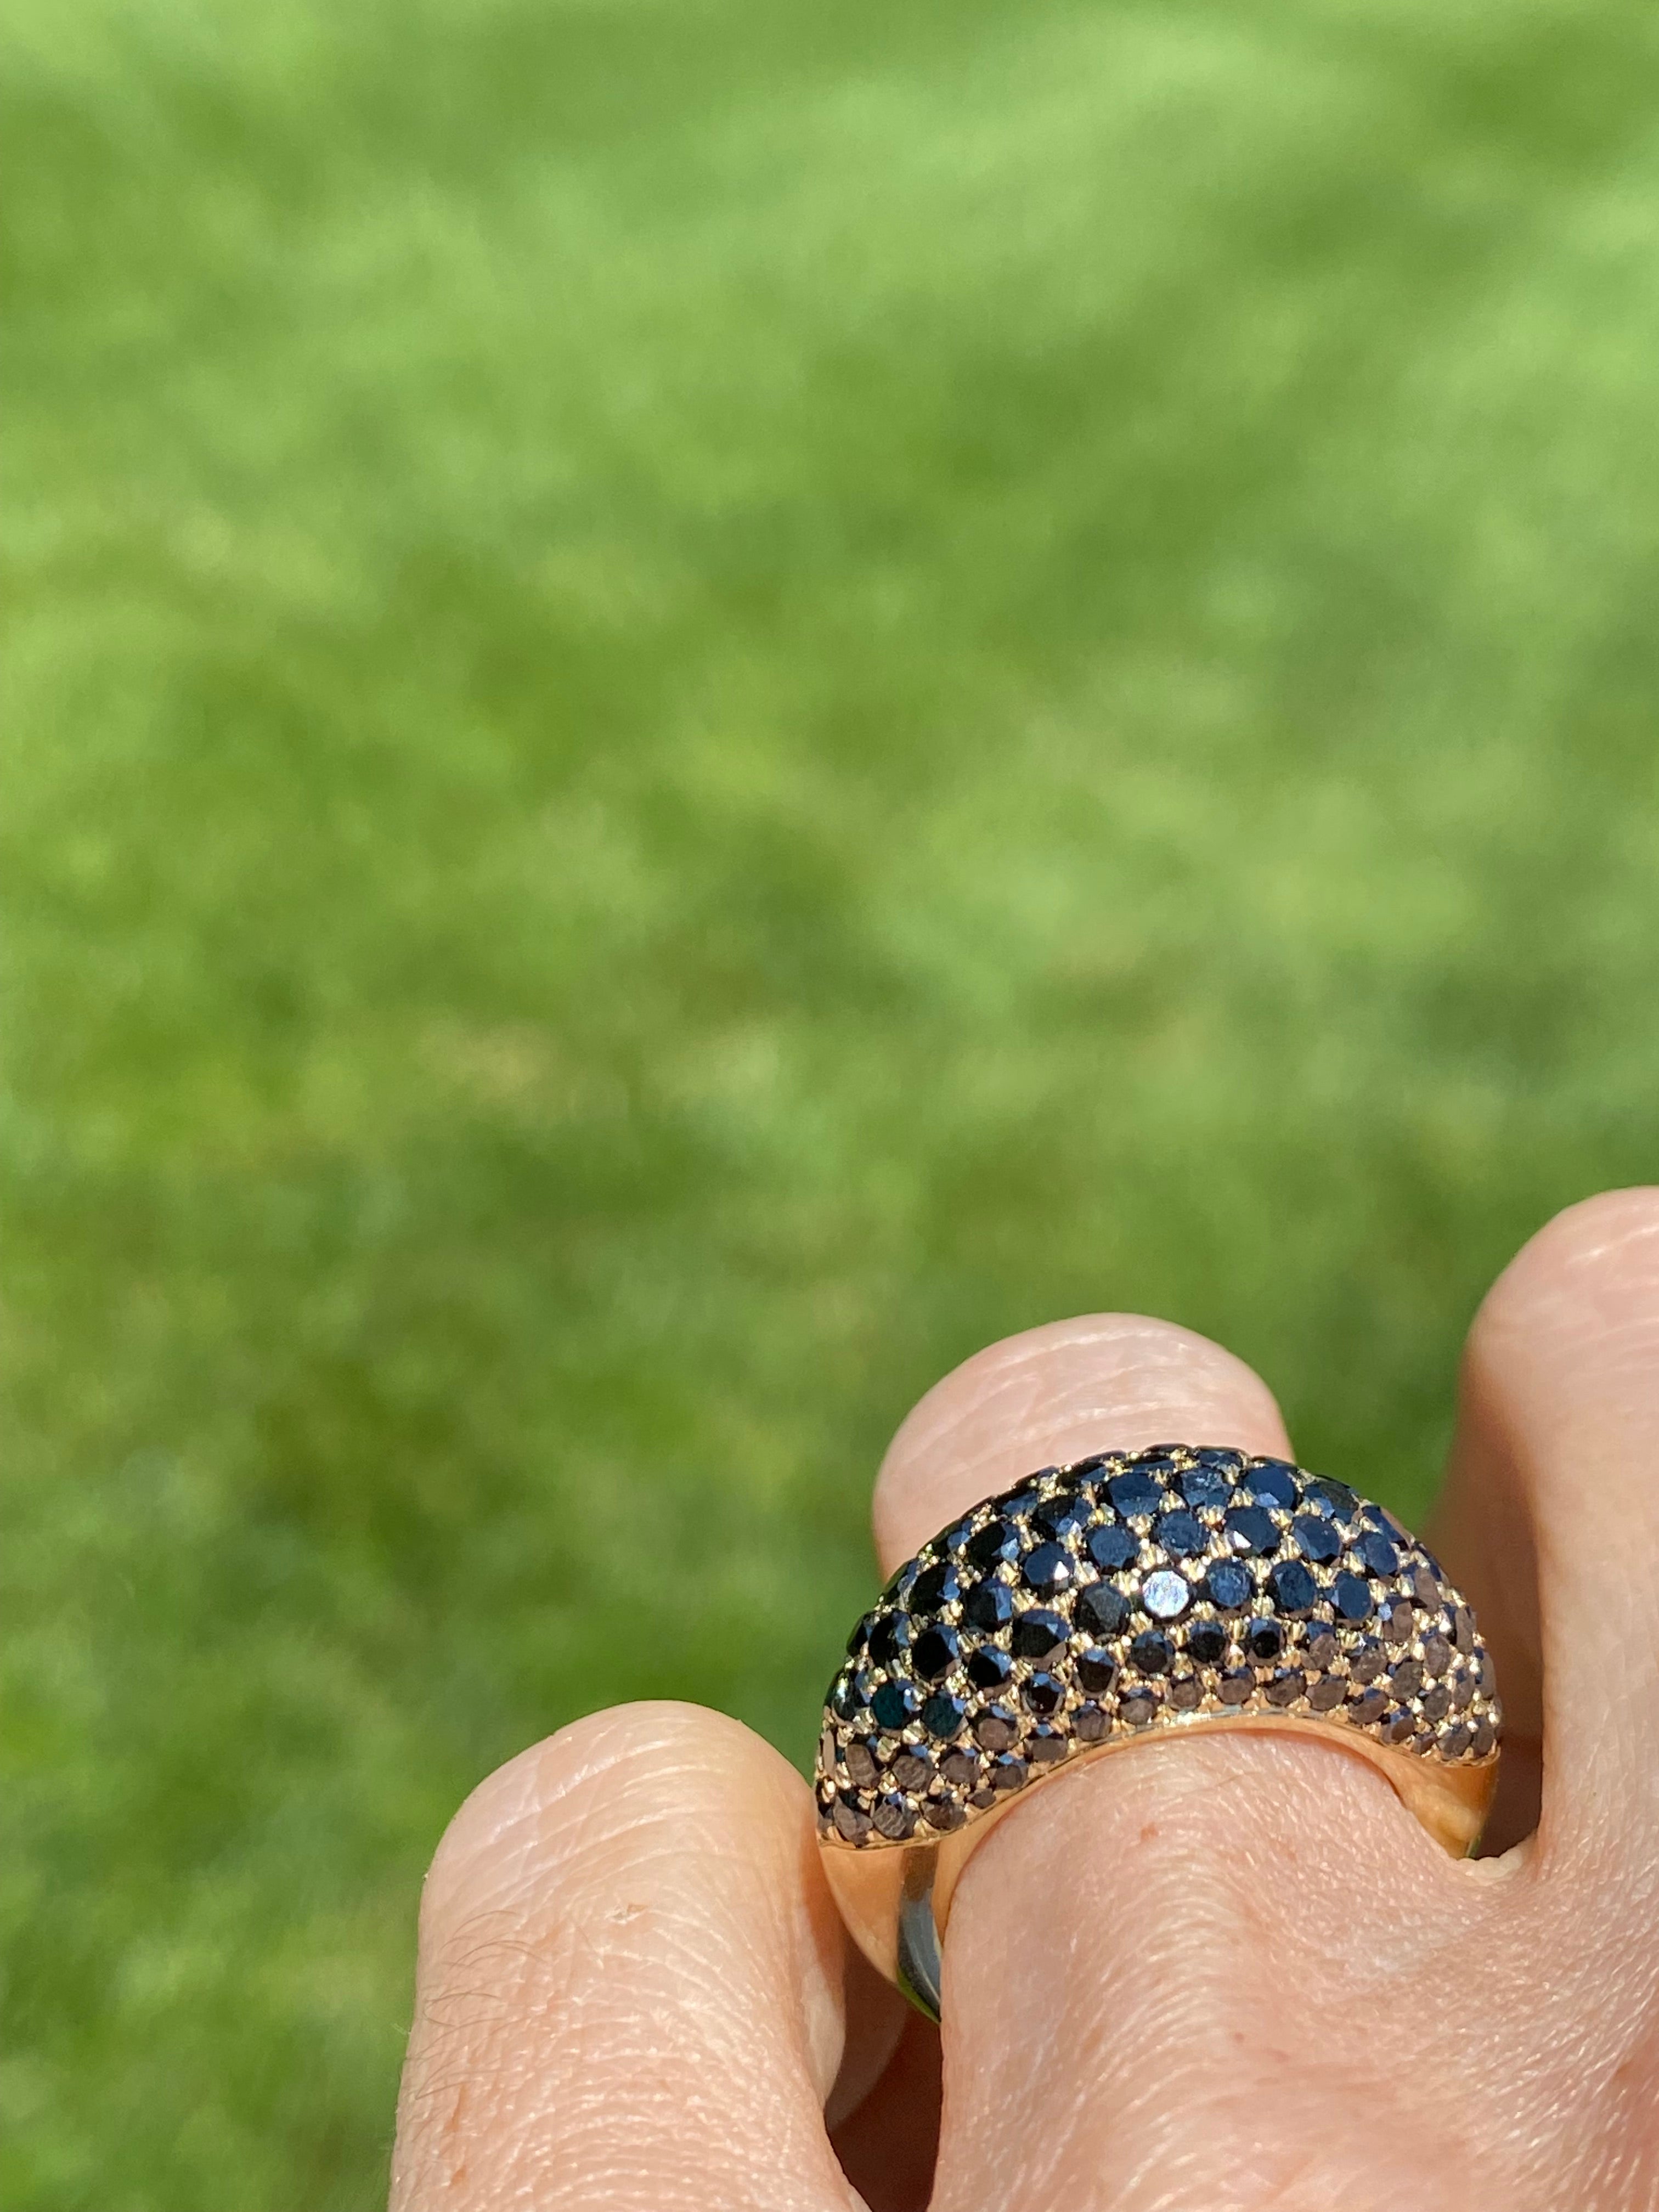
816,1445 -> 1500,2018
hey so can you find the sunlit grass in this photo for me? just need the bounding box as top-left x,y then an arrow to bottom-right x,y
7,0 -> 1659,2201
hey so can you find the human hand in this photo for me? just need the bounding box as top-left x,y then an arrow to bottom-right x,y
388,1190 -> 1659,2210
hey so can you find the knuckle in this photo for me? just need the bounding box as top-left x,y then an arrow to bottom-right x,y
420,1701 -> 788,1939
1474,1186 -> 1659,1375
1503,1183 -> 1659,1303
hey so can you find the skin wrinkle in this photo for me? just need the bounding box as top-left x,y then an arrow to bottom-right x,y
425,1717 -> 734,1915
937,1746 -> 1507,2210
405,1991 -> 846,2204
393,1703 -> 857,2211
427,1860 -> 807,2063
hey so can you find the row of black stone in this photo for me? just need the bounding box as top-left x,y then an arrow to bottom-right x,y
817,1446 -> 1499,1846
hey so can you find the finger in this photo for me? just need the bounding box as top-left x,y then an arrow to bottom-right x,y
873,1313 -> 1291,1566
1435,1186 -> 1659,1857
871,1315 -> 1524,2210
390,1702 -> 859,2212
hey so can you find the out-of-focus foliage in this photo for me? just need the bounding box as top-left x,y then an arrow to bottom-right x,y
6,0 -> 1659,2200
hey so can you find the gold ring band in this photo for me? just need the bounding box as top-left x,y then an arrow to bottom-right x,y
815,1445 -> 1500,2019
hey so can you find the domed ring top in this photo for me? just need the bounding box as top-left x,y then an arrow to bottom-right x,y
816,1443 -> 1500,1857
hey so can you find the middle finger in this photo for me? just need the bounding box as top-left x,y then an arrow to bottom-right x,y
871,1314 -> 1526,2211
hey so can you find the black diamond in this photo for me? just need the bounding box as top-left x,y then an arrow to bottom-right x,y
966,1645 -> 1011,1691
973,1704 -> 1019,1752
1381,1599 -> 1414,1645
1245,1617 -> 1284,1662
962,1578 -> 1014,1632
1356,1530 -> 1399,1579
1075,1583 -> 1130,1639
891,1747 -> 933,1791
1027,1725 -> 1067,1764
922,1691 -> 966,1740
1472,1719 -> 1497,1758
1130,1627 -> 1175,1675
1087,1523 -> 1139,1573
1420,1684 -> 1450,1722
1421,1632 -> 1452,1675
1192,1446 -> 1246,1480
1331,1572 -> 1373,1622
1011,1608 -> 1067,1664
1176,1463 -> 1234,1513
908,1561 -> 960,1617
1204,1560 -> 1254,1611
833,1797 -> 872,1842
1021,1541 -> 1075,1595
1347,1686 -> 1387,1725
1440,1722 -> 1472,1758
1078,1647 -> 1118,1694
867,1613 -> 910,1666
1155,1509 -> 1207,1558
1391,1657 -> 1424,1699
1266,1560 -> 1318,1617
1223,1505 -> 1279,1557
1186,1618 -> 1228,1664
1120,1688 -> 1160,1726
911,1624 -> 960,1681
845,1740 -> 879,1787
989,1753 -> 1028,1792
1169,1674 -> 1203,1709
924,1798 -> 967,1832
1032,1492 -> 1092,1542
1302,1477 -> 1361,1525
1307,1675 -> 1345,1712
830,1670 -> 866,1720
1217,1669 -> 1254,1705
1413,1566 -> 1440,1611
1291,1514 -> 1341,1565
847,1612 -> 875,1656
1453,1605 -> 1476,1656
1074,1702 -> 1108,1741
1303,1624 -> 1338,1668
872,1795 -> 915,1840
870,1679 -> 918,1731
1245,1459 -> 1300,1510
964,1518 -> 1018,1571
1023,1671 -> 1065,1716
1347,1640 -> 1386,1684
1107,1470 -> 1164,1520
1001,1487 -> 1043,1523
1384,1712 -> 1417,1746
1263,1667 -> 1304,1708
941,1746 -> 979,1787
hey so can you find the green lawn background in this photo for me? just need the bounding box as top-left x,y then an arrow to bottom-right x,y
7,0 -> 1659,2203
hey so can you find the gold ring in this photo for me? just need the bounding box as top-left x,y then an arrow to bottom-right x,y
815,1444 -> 1500,2019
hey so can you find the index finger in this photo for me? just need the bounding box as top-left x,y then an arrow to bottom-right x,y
390,1702 -> 859,2211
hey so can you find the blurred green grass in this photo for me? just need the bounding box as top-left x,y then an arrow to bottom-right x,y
6,0 -> 1659,2201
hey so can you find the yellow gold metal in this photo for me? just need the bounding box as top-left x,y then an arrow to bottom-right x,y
821,1712 -> 1498,2018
